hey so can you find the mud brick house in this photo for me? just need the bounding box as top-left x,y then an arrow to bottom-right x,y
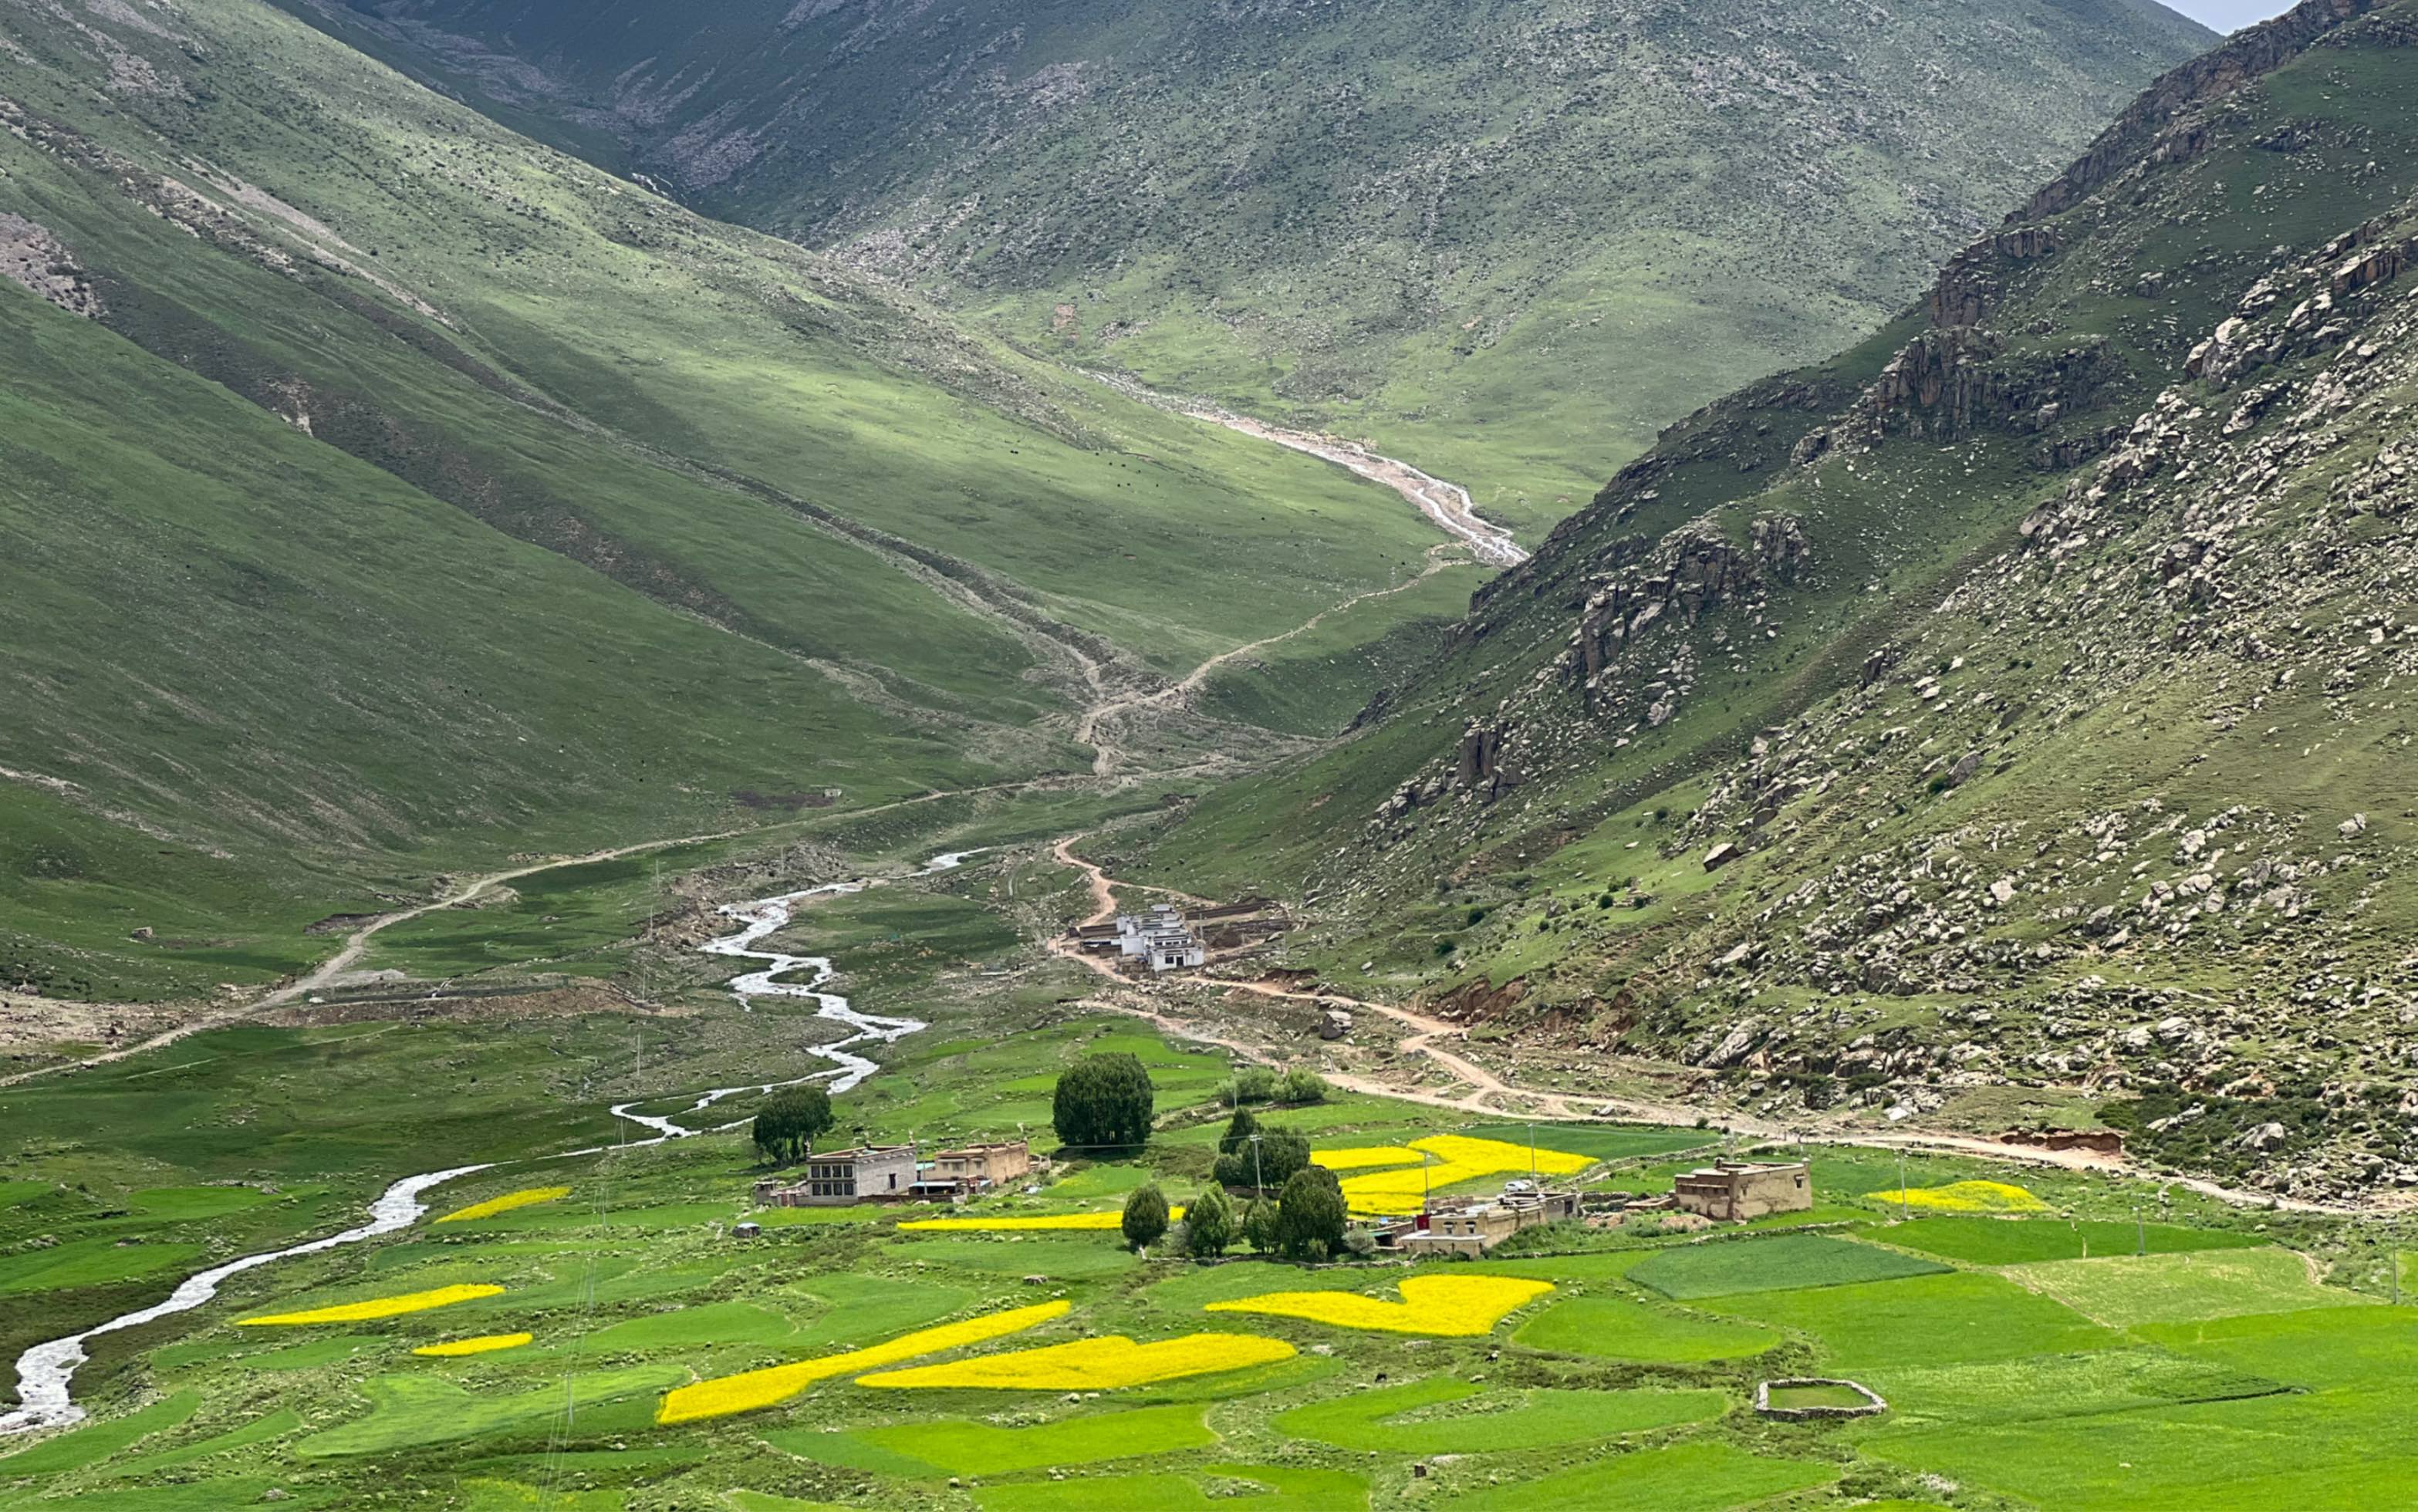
1671,1161 -> 1812,1221
912,1140 -> 1033,1198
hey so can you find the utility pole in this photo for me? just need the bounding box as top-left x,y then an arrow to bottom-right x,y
1528,1122 -> 1537,1182
1423,1149 -> 1433,1210
2134,1203 -> 2146,1257
1896,1149 -> 1909,1222
1250,1132 -> 1264,1194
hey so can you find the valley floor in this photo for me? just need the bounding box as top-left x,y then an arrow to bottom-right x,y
2,822 -> 2405,1509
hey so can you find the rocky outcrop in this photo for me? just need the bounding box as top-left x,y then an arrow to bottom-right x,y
1861,328 -> 2119,441
1571,515 -> 1808,690
2016,0 -> 2392,224
0,214 -> 100,318
1926,225 -> 2065,329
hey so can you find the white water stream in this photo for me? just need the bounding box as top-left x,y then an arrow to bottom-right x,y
0,850 -> 978,1436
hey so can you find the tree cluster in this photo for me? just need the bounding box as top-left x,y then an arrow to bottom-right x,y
1220,1065 -> 1329,1108
1210,1109 -> 1311,1192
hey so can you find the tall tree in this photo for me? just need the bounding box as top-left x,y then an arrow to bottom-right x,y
751,1085 -> 833,1164
1052,1052 -> 1155,1153
1217,1108 -> 1261,1157
1211,1121 -> 1311,1191
1122,1183 -> 1170,1251
1184,1187 -> 1235,1257
1275,1165 -> 1348,1261
1240,1198 -> 1280,1255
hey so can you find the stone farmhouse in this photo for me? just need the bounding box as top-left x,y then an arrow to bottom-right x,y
1670,1160 -> 1813,1221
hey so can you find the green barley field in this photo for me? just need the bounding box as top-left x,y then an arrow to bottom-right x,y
1,842 -> 2413,1511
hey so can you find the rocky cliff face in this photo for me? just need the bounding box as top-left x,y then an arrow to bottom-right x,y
1154,0 -> 2418,1202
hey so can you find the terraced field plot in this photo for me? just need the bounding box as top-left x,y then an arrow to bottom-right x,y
1434,1440 -> 1837,1510
0,937 -> 2396,1512
1275,1376 -> 1725,1453
1699,1271 -> 2122,1372
1874,1217 -> 2266,1266
1628,1234 -> 1951,1299
766,1403 -> 1214,1477
2003,1247 -> 2362,1327
1204,1274 -> 1554,1335
1511,1294 -> 1781,1364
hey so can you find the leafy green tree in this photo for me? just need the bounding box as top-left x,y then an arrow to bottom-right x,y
1121,1183 -> 1170,1251
1052,1052 -> 1155,1153
1275,1166 -> 1348,1261
1217,1108 -> 1261,1157
1240,1198 -> 1280,1255
751,1085 -> 832,1164
1278,1067 -> 1329,1105
1183,1187 -> 1234,1257
1221,1066 -> 1278,1106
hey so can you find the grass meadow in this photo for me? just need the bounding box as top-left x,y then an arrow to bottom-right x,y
1,839 -> 2411,1511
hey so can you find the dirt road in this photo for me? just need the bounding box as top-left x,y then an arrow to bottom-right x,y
1073,545 -> 1464,776
1091,374 -> 1528,567
1038,835 -> 2385,1217
6,777 -> 1082,1089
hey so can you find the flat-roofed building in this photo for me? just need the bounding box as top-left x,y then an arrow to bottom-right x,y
1380,1188 -> 1580,1257
913,1139 -> 1033,1197
754,1143 -> 917,1207
1670,1160 -> 1812,1221
1114,904 -> 1206,971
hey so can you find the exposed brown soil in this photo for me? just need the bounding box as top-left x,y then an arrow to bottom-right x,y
260,980 -> 665,1028
0,991 -> 177,1059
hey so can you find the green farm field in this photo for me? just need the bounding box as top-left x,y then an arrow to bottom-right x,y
2,832 -> 2412,1511
5,803 -> 2418,1509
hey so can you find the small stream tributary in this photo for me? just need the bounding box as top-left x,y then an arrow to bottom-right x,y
0,851 -> 978,1435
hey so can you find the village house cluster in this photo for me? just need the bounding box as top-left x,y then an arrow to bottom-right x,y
753,1139 -> 1036,1207
1371,1159 -> 1813,1256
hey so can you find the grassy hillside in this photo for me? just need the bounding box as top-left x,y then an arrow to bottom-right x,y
0,0 -> 1467,999
1133,0 -> 2418,1200
285,0 -> 2212,531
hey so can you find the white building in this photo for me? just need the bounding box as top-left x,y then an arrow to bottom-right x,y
1116,904 -> 1205,972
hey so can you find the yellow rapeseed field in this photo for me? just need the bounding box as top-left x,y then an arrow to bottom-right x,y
858,1331 -> 1294,1391
1870,1180 -> 2050,1213
236,1283 -> 504,1326
1315,1134 -> 1593,1216
435,1186 -> 570,1223
1204,1274 -> 1555,1336
654,1300 -> 1069,1425
412,1332 -> 533,1357
897,1206 -> 1185,1233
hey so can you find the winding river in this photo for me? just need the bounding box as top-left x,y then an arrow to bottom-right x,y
0,850 -> 976,1436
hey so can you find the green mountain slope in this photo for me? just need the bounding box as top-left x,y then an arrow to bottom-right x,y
1137,0 -> 2418,1200
283,0 -> 2213,532
0,0 -> 1464,1000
